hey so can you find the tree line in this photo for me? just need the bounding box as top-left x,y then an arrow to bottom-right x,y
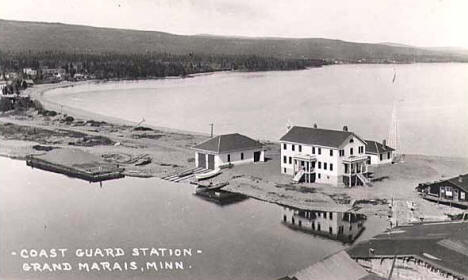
0,50 -> 328,80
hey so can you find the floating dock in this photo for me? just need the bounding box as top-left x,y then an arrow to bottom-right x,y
193,182 -> 248,205
26,148 -> 125,182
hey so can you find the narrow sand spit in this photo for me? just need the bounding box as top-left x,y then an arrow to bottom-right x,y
1,82 -> 467,221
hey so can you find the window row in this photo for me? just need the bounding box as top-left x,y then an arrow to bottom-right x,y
283,143 -> 302,152
226,152 -> 245,162
282,143 -> 365,157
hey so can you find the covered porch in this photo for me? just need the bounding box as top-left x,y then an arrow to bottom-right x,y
342,155 -> 369,187
292,154 -> 316,183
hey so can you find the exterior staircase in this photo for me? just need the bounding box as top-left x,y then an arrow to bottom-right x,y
292,169 -> 305,183
356,173 -> 372,186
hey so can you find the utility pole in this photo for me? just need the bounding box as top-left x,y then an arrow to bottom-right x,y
209,123 -> 214,138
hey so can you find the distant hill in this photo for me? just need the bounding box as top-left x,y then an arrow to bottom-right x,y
1,19 -> 467,62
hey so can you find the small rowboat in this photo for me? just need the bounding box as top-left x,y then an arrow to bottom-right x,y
195,168 -> 222,181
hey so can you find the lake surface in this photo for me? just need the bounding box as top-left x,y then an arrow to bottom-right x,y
46,63 -> 468,157
0,157 -> 386,280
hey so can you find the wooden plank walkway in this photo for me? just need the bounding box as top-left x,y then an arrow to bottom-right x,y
161,167 -> 207,183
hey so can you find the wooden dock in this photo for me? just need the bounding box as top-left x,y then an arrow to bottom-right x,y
26,148 -> 125,182
161,167 -> 207,183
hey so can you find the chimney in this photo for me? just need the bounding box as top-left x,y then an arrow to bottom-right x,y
383,139 -> 387,146
459,175 -> 463,183
343,125 -> 348,132
313,123 -> 318,129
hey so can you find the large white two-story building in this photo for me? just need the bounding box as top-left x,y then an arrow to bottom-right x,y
280,125 -> 369,187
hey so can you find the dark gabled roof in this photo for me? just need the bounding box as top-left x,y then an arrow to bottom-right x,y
421,173 -> 468,193
192,133 -> 263,154
447,173 -> 468,193
347,222 -> 468,279
280,126 -> 364,148
365,140 -> 395,155
293,250 -> 378,280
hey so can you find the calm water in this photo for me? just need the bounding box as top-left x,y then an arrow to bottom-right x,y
46,63 -> 468,157
0,157 -> 386,280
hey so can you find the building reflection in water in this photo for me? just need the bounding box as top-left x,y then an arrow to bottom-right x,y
281,206 -> 366,244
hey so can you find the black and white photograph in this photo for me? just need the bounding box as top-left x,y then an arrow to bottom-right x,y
0,1 -> 467,279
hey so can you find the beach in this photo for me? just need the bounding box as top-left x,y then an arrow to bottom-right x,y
1,80 -> 467,225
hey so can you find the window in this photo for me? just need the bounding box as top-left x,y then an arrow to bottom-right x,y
299,145 -> 302,152
312,161 -> 316,168
330,149 -> 333,156
227,154 -> 231,162
289,157 -> 292,164
318,173 -> 321,179
324,163 -> 327,170
292,145 -> 295,151
283,156 -> 287,163
339,149 -> 344,156
329,212 -> 333,220
380,154 -> 383,161
318,162 -> 321,169
358,146 -> 364,154
345,164 -> 349,173
329,227 -> 333,234
283,143 -> 287,150
312,147 -> 315,154
387,152 -> 391,159
241,153 -> 244,160
350,148 -> 354,155
283,168 -> 286,173
318,148 -> 321,155
330,163 -> 333,171
349,138 -> 354,143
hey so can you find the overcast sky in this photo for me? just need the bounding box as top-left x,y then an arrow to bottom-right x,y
1,0 -> 467,48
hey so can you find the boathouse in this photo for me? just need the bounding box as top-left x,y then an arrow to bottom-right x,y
192,133 -> 264,170
416,173 -> 468,209
279,125 -> 370,186
347,221 -> 468,280
365,139 -> 394,165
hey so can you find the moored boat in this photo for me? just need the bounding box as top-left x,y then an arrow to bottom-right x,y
195,168 -> 221,181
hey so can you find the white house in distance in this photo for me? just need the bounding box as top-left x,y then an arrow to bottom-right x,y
192,133 -> 265,170
280,125 -> 370,187
365,139 -> 394,165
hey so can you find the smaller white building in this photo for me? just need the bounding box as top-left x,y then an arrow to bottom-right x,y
365,139 -> 394,165
192,133 -> 265,170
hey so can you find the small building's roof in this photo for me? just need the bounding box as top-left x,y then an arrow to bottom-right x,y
421,173 -> 468,193
365,140 -> 394,155
280,126 -> 364,148
347,221 -> 468,279
292,251 -> 383,280
192,133 -> 263,154
447,173 -> 468,193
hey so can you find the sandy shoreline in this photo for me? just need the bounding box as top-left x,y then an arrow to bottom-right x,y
1,80 -> 467,224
